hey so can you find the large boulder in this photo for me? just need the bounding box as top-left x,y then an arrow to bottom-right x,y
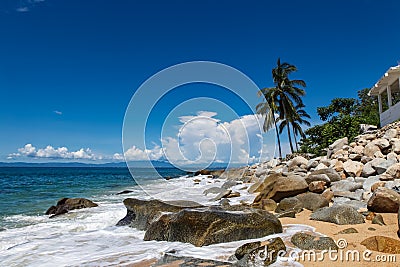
45,197 -> 98,217
253,174 -> 308,203
296,192 -> 329,211
367,187 -> 400,213
310,205 -> 365,225
143,208 -> 283,246
116,198 -> 203,229
275,197 -> 303,213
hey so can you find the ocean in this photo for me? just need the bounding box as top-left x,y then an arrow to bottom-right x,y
0,167 -> 306,266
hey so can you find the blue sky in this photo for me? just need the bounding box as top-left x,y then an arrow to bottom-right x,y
1,0 -> 400,163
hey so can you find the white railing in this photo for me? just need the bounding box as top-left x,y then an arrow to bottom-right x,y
381,101 -> 400,126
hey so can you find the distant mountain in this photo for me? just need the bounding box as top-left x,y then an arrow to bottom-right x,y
0,160 -> 174,168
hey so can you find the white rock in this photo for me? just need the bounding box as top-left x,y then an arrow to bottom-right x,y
384,128 -> 398,140
372,138 -> 390,149
343,160 -> 363,177
327,137 -> 348,158
363,143 -> 381,158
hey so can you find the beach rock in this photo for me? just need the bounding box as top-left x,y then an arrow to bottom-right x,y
305,174 -> 330,186
276,210 -> 296,218
296,192 -> 329,211
275,197 -> 303,213
157,254 -> 232,267
288,156 -> 308,171
332,199 -> 367,211
367,187 -> 400,213
363,175 -> 381,192
291,233 -> 338,250
226,192 -> 240,198
261,199 -> 277,211
310,205 -> 364,225
116,190 -> 133,195
211,189 -> 232,201
46,198 -> 98,217
308,168 -> 341,183
375,160 -> 395,175
334,160 -> 344,172
362,162 -> 376,177
373,138 -> 390,149
343,160 -> 363,177
335,228 -> 358,235
204,187 -> 226,196
380,163 -> 400,181
327,137 -> 348,158
235,237 -> 286,266
116,198 -> 203,229
361,236 -> 400,254
391,138 -> 400,154
321,189 -> 334,202
384,128 -> 398,140
371,181 -> 386,192
331,180 -> 363,192
372,214 -> 386,226
363,143 -> 381,158
221,180 -> 239,189
253,174 -> 308,203
144,208 -> 282,246
309,181 -> 326,193
333,190 -> 363,201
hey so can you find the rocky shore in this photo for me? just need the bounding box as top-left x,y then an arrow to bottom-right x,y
47,121 -> 400,266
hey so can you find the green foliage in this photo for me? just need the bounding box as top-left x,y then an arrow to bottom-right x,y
299,88 -> 379,156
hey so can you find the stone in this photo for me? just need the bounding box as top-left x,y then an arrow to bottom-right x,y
363,175 -> 381,192
235,237 -> 286,266
143,208 -> 283,246
253,174 -> 308,203
307,159 -> 319,169
157,254 -> 232,266
315,163 -> 329,170
308,168 -> 341,183
327,137 -> 348,158
310,205 -> 365,225
372,214 -> 386,226
308,181 -> 326,193
296,192 -> 329,211
367,187 -> 400,213
226,192 -> 240,198
362,162 -> 376,177
291,232 -> 338,250
116,190 -> 134,195
261,199 -> 277,211
372,138 -> 391,149
343,160 -> 363,177
334,160 -> 344,172
387,152 -> 399,162
116,198 -> 203,229
288,156 -> 308,171
275,197 -> 303,213
334,228 -> 358,235
371,181 -> 386,192
221,180 -> 239,189
375,160 -> 396,175
45,198 -> 98,218
363,143 -> 381,158
380,163 -> 400,180
361,236 -> 400,254
391,138 -> 400,154
305,174 -> 331,185
384,128 -> 398,140
332,198 -> 367,211
333,190 -> 363,201
321,189 -> 334,202
276,210 -> 296,218
351,145 -> 365,155
331,180 -> 363,192
211,189 -> 232,201
204,187 -> 226,195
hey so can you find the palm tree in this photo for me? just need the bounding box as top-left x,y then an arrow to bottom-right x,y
278,104 -> 311,151
257,58 -> 307,155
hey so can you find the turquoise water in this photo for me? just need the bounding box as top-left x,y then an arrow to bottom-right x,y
0,167 -> 185,228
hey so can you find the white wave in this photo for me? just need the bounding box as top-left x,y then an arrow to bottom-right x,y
0,175 -> 308,266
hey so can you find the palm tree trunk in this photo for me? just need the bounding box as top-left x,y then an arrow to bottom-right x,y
292,124 -> 299,151
274,119 -> 282,159
286,122 -> 294,153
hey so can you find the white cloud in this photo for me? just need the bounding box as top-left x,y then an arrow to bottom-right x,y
16,7 -> 29,12
114,145 -> 163,161
54,110 -> 62,115
10,144 -> 100,160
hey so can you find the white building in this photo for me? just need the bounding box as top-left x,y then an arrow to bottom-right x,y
369,65 -> 400,126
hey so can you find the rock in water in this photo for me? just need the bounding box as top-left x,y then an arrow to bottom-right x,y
367,187 -> 400,213
45,198 -> 98,217
310,205 -> 364,225
361,236 -> 400,254
291,232 -> 338,250
116,198 -> 203,229
116,190 -> 133,195
235,237 -> 286,266
143,208 -> 282,246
